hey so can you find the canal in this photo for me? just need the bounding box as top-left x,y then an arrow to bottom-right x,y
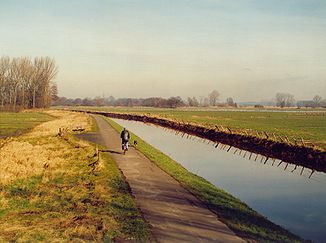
112,118 -> 326,242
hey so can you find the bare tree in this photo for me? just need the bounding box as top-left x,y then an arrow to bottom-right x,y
18,57 -> 34,108
30,57 -> 58,108
276,93 -> 295,108
208,90 -> 220,106
0,56 -> 58,111
0,57 -> 10,108
167,96 -> 184,108
50,83 -> 59,102
226,97 -> 236,107
187,97 -> 199,107
313,95 -> 322,107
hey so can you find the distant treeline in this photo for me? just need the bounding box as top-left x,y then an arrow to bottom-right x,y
53,90 -> 238,108
53,93 -> 326,109
53,90 -> 236,108
0,56 -> 58,111
275,93 -> 326,108
53,96 -> 186,108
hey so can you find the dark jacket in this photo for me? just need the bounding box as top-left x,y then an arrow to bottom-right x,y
120,130 -> 130,142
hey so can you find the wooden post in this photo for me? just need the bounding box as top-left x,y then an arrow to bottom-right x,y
284,135 -> 290,144
256,131 -> 260,138
312,142 -> 316,149
300,167 -> 304,175
301,137 -> 306,147
284,163 -> 289,170
243,151 -> 247,158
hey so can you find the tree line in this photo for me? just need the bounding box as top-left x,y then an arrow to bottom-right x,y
275,93 -> 325,108
54,90 -> 325,109
53,90 -> 238,108
0,56 -> 58,111
53,96 -> 186,108
187,90 -> 237,107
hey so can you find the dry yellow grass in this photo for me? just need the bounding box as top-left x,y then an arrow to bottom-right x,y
0,110 -> 150,242
25,110 -> 91,137
0,110 -> 91,184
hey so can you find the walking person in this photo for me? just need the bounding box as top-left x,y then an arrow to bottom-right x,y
120,128 -> 130,154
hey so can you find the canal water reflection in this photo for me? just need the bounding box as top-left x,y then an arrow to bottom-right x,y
112,118 -> 326,242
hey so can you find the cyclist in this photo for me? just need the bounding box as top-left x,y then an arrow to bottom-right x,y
120,128 -> 130,153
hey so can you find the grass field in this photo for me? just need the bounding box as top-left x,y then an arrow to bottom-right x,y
0,111 -> 150,241
73,106 -> 326,149
0,112 -> 53,138
105,117 -> 302,242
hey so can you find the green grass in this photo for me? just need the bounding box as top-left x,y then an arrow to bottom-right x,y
105,117 -> 303,243
0,112 -> 151,242
0,112 -> 52,137
0,135 -> 151,241
74,106 -> 326,149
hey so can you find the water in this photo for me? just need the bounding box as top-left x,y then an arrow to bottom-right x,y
113,118 -> 326,242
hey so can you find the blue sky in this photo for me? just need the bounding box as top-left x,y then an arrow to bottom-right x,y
0,0 -> 325,101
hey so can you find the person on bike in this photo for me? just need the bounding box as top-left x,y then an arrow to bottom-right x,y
120,128 -> 130,151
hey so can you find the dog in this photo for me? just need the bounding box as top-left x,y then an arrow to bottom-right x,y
133,140 -> 138,147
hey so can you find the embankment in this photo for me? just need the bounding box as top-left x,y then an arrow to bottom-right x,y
73,110 -> 326,173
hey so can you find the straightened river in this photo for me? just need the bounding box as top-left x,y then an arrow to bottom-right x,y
112,118 -> 326,242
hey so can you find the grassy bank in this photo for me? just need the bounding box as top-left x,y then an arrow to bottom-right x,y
0,111 -> 53,138
0,111 -> 150,241
74,106 -> 326,149
105,117 -> 303,242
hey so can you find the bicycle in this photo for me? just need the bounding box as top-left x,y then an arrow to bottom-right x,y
122,141 -> 129,155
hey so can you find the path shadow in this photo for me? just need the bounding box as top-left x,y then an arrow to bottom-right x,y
100,149 -> 124,155
75,133 -> 125,155
75,133 -> 106,146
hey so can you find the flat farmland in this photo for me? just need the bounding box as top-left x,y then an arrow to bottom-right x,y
73,106 -> 326,149
0,112 -> 53,138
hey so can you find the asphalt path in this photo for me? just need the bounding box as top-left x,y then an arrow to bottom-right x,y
91,115 -> 244,243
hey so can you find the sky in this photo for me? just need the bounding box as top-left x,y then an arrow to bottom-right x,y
0,0 -> 325,102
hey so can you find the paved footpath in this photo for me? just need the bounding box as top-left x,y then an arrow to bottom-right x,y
92,115 -> 245,243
